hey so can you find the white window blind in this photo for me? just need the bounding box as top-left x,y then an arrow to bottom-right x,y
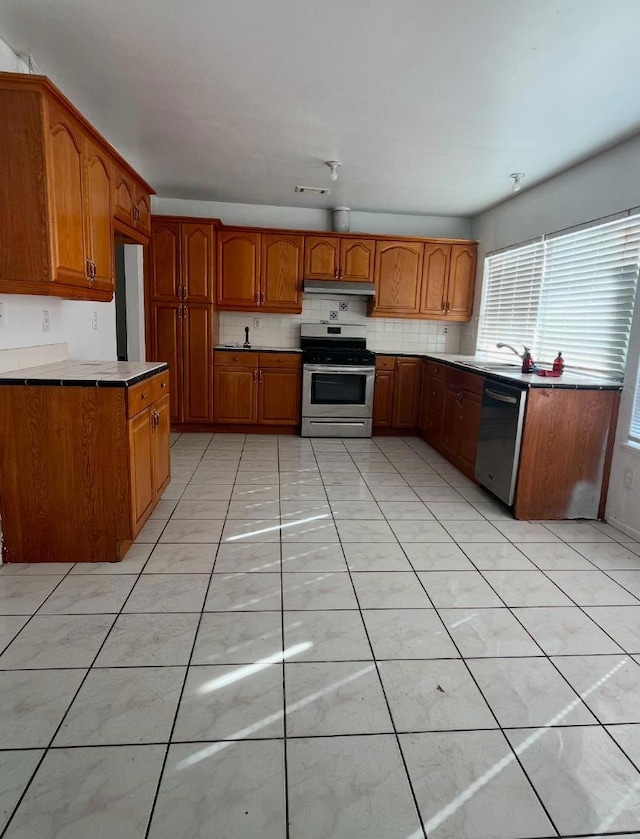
477,241 -> 544,356
478,213 -> 640,378
630,371 -> 640,443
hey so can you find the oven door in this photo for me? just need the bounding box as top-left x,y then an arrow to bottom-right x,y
302,364 -> 375,418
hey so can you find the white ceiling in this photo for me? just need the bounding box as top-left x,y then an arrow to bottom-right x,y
2,0 -> 640,217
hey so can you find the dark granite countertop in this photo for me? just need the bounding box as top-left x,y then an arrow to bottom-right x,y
214,345 -> 302,354
374,351 -> 623,391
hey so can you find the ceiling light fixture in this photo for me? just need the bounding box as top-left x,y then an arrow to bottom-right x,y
326,160 -> 341,181
511,172 -> 525,192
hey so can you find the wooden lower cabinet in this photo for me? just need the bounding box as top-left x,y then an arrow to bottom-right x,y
373,370 -> 395,427
373,356 -> 422,431
420,362 -> 483,479
214,367 -> 259,424
258,368 -> 301,425
0,368 -> 170,563
213,351 -> 301,427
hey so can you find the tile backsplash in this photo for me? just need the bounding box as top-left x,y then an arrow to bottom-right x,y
218,295 -> 460,354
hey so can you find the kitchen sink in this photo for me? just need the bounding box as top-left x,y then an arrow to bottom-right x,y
459,361 -> 521,371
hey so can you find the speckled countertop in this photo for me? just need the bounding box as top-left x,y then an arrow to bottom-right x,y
0,360 -> 168,387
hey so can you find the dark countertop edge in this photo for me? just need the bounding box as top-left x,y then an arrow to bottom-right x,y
373,352 -> 623,391
0,362 -> 169,388
214,346 -> 302,354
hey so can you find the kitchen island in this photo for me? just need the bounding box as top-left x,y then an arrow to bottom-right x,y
0,361 -> 170,563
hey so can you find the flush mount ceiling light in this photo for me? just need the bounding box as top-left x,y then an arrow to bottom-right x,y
326,160 -> 341,181
511,172 -> 526,192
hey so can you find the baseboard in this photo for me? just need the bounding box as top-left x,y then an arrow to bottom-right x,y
605,515 -> 640,542
171,423 -> 298,435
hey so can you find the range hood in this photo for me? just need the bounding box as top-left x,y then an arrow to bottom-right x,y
303,279 -> 375,297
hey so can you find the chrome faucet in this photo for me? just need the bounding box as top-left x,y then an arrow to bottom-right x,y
496,342 -> 529,359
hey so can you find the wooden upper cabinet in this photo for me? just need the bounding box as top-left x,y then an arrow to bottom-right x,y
340,238 -> 374,282
392,358 -> 422,428
261,233 -> 303,312
371,241 -> 423,316
0,73 -> 153,301
114,168 -> 136,228
149,220 -> 180,301
134,189 -> 151,236
114,169 -> 151,235
304,236 -> 339,279
46,100 -> 88,288
447,244 -> 477,320
420,243 -> 451,317
182,222 -> 214,303
217,230 -> 260,310
84,138 -> 113,292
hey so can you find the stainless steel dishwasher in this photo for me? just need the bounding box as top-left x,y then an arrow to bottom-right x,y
475,381 -> 527,506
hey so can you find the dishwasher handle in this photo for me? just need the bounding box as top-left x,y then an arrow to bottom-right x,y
485,387 -> 519,405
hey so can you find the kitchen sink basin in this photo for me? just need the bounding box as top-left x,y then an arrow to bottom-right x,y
459,361 -> 521,371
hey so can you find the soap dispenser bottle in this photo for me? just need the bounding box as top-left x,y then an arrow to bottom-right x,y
521,349 -> 534,374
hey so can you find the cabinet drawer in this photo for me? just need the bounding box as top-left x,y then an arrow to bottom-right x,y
258,353 -> 301,369
376,355 -> 396,371
213,351 -> 259,369
462,371 -> 484,396
426,377 -> 446,413
126,371 -> 169,418
426,362 -> 445,380
444,366 -> 465,389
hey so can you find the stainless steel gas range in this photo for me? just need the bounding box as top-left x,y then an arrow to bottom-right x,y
300,323 -> 375,437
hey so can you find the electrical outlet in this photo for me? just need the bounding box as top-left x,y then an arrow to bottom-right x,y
329,311 -> 338,320
339,301 -> 349,311
0,302 -> 4,328
254,318 -> 261,329
42,310 -> 50,332
624,468 -> 635,490
443,326 -> 448,334
91,311 -> 98,330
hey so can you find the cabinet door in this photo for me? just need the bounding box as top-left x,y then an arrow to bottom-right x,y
441,386 -> 461,458
458,390 -> 482,476
128,408 -> 154,532
446,244 -> 477,321
114,168 -> 136,228
418,364 -> 430,434
420,243 -> 450,317
213,367 -> 258,423
340,238 -> 374,282
134,190 -> 151,236
149,302 -> 183,423
84,138 -> 113,292
258,368 -> 301,425
217,230 -> 260,310
304,236 -> 339,280
392,358 -> 422,428
261,234 -> 303,312
372,370 -> 395,427
372,241 -> 423,316
182,222 -> 214,303
183,304 -> 213,423
152,393 -> 171,495
149,220 -> 180,301
46,101 -> 88,287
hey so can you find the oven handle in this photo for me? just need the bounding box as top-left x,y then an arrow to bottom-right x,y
303,364 -> 376,375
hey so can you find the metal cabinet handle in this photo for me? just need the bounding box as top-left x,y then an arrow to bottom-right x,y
334,265 -> 338,279
260,291 -> 265,304
141,392 -> 148,401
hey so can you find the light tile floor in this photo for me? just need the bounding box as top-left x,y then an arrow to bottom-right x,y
1,433 -> 640,837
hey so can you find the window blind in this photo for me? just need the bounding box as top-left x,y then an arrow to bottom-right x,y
478,213 -> 640,378
630,370 -> 640,442
477,241 -> 544,358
